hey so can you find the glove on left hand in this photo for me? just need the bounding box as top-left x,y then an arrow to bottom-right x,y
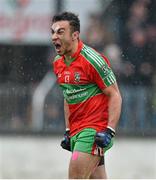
95,127 -> 115,148
60,130 -> 71,151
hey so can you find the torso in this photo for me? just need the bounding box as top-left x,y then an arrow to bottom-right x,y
53,42 -> 116,136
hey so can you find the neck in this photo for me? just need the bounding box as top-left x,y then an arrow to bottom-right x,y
64,40 -> 79,59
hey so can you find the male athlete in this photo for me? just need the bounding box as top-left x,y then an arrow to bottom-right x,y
51,12 -> 122,179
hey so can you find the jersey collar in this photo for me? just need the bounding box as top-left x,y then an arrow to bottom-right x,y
63,40 -> 83,66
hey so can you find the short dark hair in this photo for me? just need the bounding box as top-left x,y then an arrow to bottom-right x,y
52,11 -> 80,33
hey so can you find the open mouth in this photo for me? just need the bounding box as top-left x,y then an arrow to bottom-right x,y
54,43 -> 62,52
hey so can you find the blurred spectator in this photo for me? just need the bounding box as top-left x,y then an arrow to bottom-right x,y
44,84 -> 64,130
119,0 -> 155,130
151,74 -> 156,127
84,12 -> 114,52
127,0 -> 150,31
103,43 -> 123,80
121,0 -> 155,86
44,103 -> 61,129
122,28 -> 154,86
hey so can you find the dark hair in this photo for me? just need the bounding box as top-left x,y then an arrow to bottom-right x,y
52,11 -> 80,33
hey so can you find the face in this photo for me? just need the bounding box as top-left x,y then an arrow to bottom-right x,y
51,20 -> 75,56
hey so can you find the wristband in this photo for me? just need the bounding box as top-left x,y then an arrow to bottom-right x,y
107,126 -> 115,133
106,126 -> 115,137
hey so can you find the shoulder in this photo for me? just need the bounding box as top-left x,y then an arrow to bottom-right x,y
81,44 -> 100,58
53,55 -> 62,62
81,44 -> 109,68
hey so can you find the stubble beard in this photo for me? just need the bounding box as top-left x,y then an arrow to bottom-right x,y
62,44 -> 72,56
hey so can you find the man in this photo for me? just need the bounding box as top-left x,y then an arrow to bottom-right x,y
51,12 -> 122,179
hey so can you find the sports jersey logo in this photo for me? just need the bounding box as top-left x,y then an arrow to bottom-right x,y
74,72 -> 80,82
101,64 -> 110,76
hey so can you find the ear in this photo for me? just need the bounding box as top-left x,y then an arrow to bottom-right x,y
72,31 -> 79,40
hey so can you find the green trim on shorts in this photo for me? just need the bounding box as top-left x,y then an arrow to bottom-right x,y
70,128 -> 114,156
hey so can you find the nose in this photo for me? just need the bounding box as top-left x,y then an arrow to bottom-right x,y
52,32 -> 58,41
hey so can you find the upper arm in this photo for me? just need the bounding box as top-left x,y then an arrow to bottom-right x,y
87,54 -> 116,90
64,99 -> 70,115
102,82 -> 121,99
64,99 -> 69,112
64,99 -> 70,128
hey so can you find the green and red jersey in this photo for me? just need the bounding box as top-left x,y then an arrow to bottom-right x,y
53,40 -> 116,136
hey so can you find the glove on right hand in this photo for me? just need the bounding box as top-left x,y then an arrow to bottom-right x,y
95,127 -> 115,148
60,130 -> 71,151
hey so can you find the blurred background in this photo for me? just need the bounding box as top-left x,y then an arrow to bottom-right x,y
0,0 -> 156,178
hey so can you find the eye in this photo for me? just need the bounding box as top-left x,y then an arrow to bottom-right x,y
58,29 -> 65,35
51,29 -> 55,34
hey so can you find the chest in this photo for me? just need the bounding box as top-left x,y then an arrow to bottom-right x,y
55,60 -> 90,84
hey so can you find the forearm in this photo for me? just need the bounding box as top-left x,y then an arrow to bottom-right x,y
103,83 -> 122,130
61,100 -> 71,151
107,91 -> 122,130
64,99 -> 70,129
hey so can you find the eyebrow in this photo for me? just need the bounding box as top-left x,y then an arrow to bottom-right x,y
51,27 -> 65,33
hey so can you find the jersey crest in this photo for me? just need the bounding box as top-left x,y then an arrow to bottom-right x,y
74,72 -> 81,82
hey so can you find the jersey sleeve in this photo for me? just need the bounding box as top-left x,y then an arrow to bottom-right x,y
88,54 -> 116,90
52,55 -> 61,75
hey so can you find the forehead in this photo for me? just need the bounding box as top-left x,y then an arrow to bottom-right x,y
51,20 -> 70,31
